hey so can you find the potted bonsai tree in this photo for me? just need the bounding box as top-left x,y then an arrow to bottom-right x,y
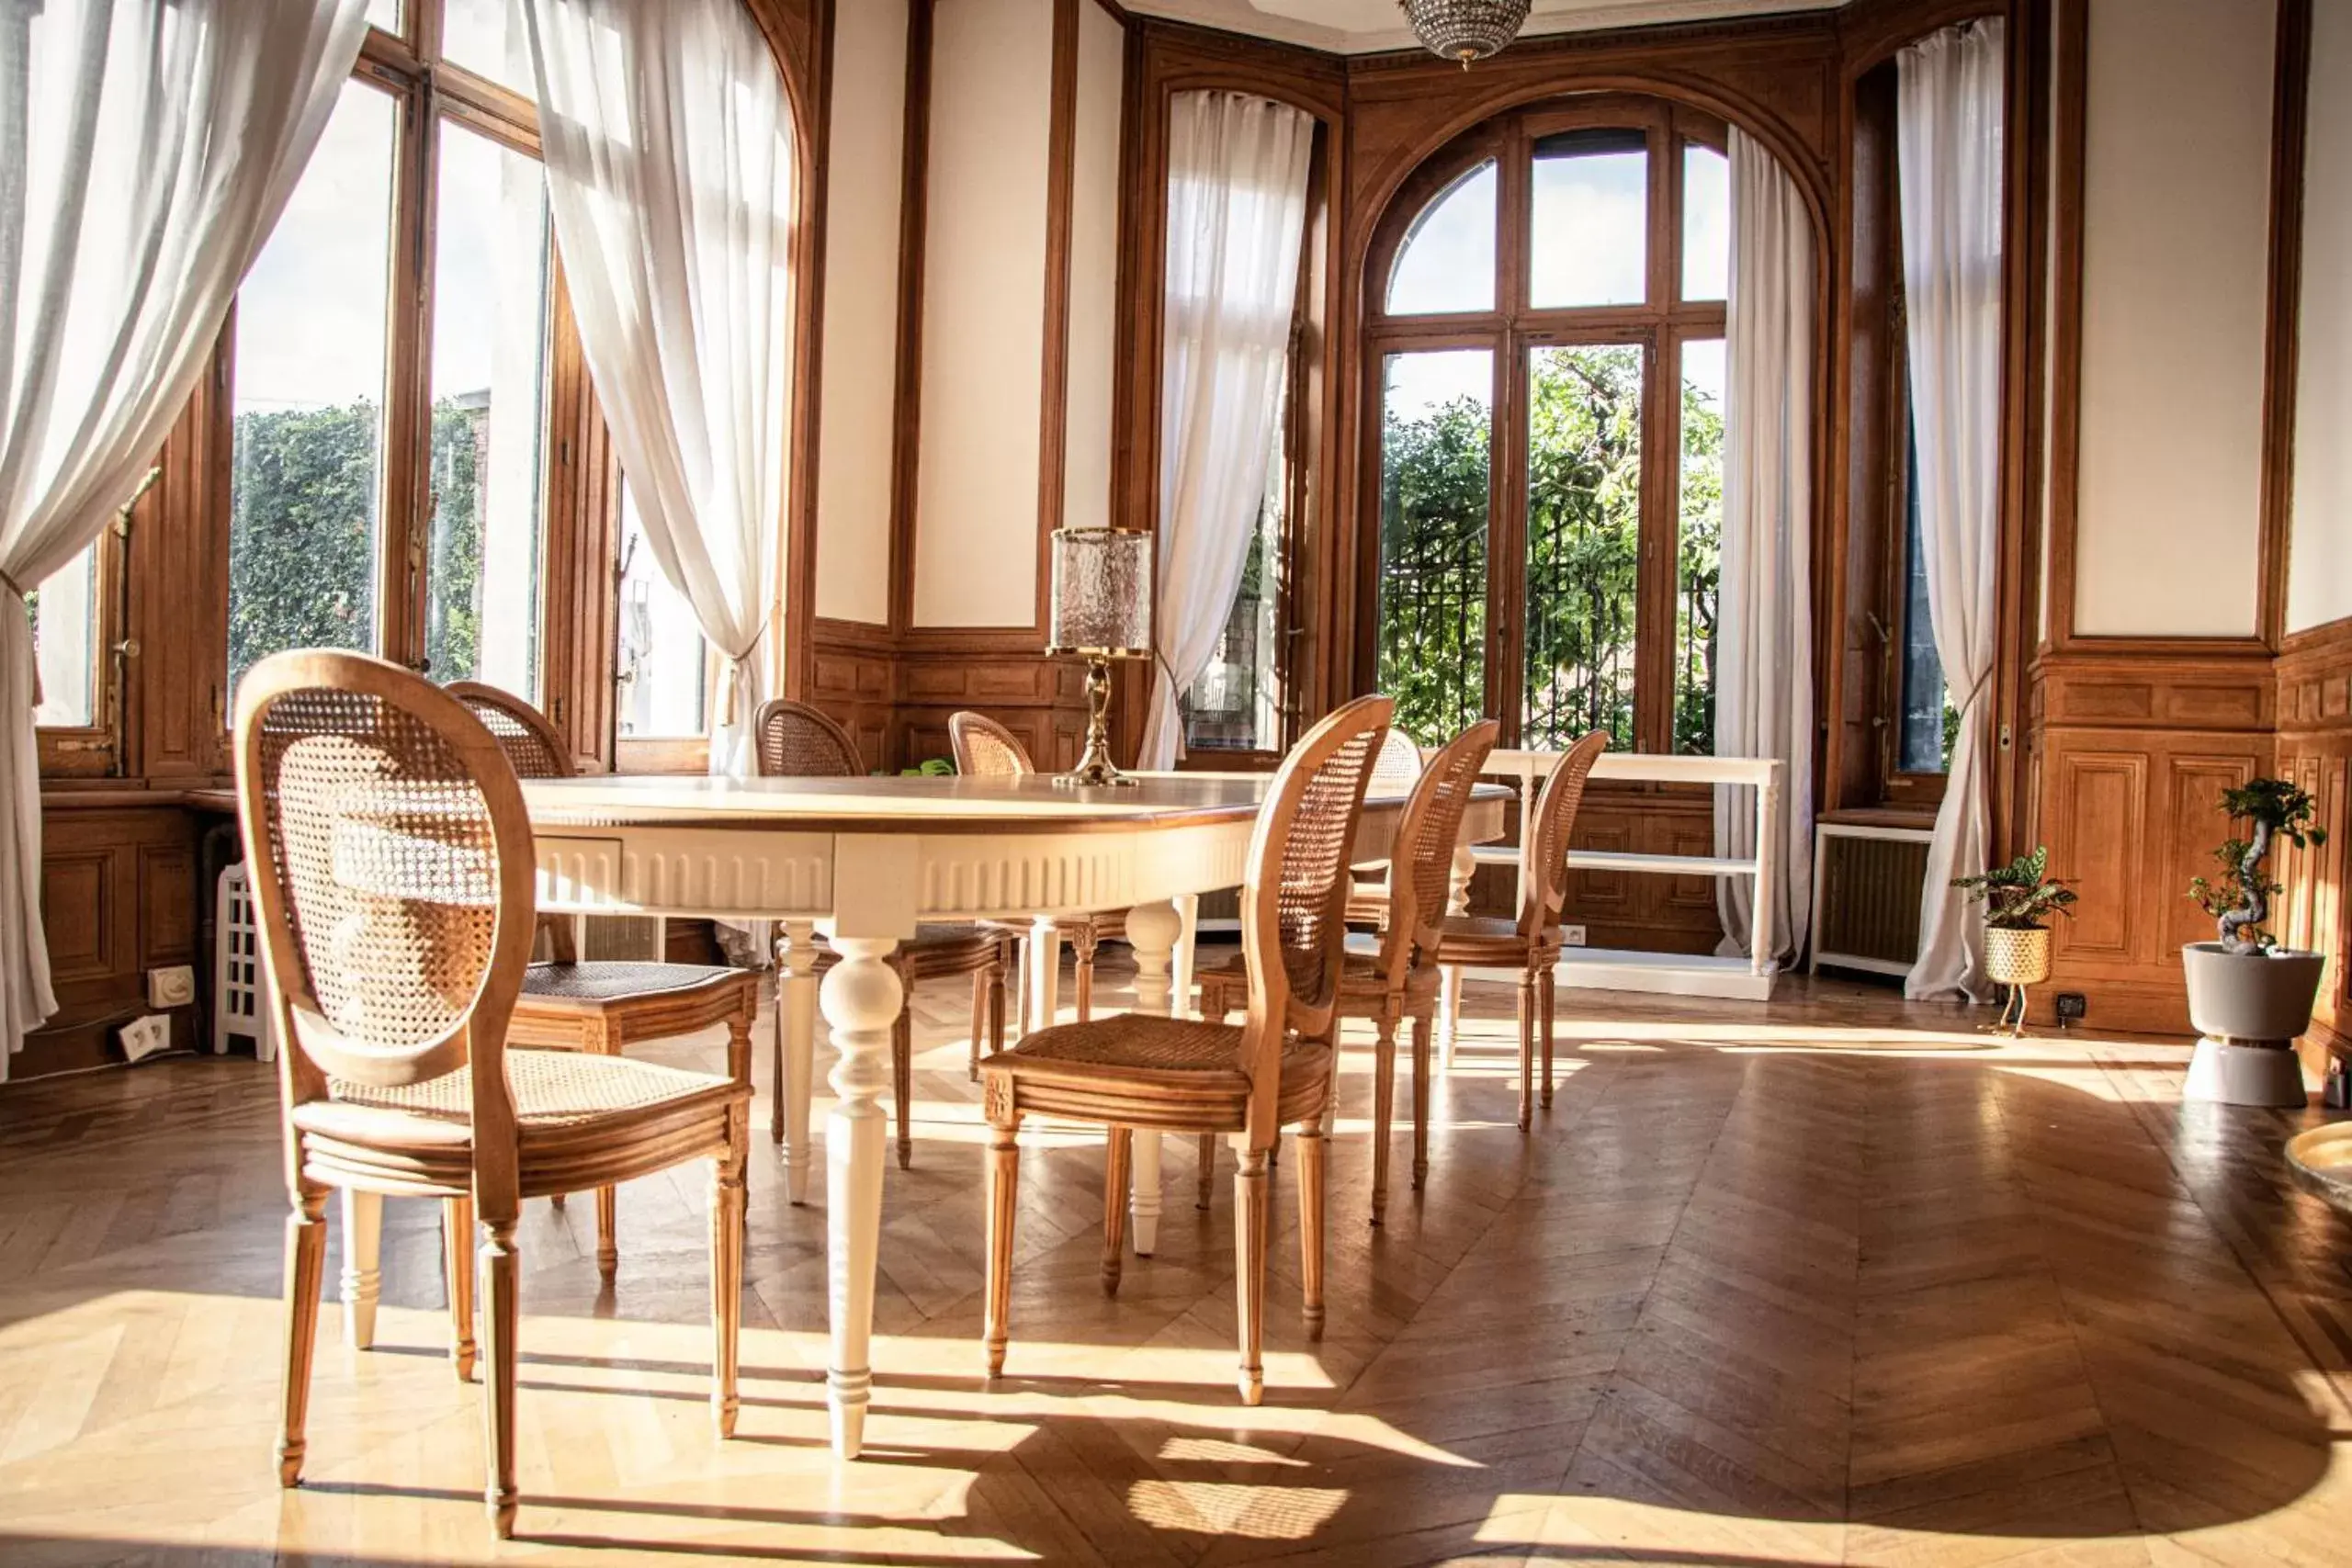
2182,778 -> 2329,1107
1953,847 -> 2075,1034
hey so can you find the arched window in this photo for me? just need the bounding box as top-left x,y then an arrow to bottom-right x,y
1365,96 -> 1732,754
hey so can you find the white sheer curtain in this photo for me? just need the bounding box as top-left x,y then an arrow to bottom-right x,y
1900,18 -> 2006,1001
0,0 -> 368,1071
522,0 -> 793,779
1138,91 -> 1312,769
1713,128 -> 1815,965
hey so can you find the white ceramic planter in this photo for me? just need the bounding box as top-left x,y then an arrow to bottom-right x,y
2180,942 -> 2324,1108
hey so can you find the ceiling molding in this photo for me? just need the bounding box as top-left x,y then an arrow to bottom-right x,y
1117,0 -> 1847,56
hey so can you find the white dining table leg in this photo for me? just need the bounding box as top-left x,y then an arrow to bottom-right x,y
1438,842 -> 1475,1069
818,935 -> 900,1460
775,920 -> 820,1205
1026,915 -> 1062,1033
1125,899 -> 1184,1257
340,1189 -> 381,1349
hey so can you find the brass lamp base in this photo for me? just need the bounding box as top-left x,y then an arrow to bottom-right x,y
1055,654 -> 1137,788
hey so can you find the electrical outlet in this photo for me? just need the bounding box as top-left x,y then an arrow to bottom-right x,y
117,1014 -> 171,1063
1561,924 -> 1588,947
2054,992 -> 2087,1025
147,964 -> 196,1010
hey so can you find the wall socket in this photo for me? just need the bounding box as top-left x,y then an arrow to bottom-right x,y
1561,924 -> 1589,947
2054,992 -> 2088,1025
118,1014 -> 172,1063
147,964 -> 197,1010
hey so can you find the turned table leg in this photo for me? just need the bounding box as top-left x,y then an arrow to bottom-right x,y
819,935 -> 900,1460
1125,899 -> 1184,1258
775,919 -> 820,1205
339,1189 -> 381,1350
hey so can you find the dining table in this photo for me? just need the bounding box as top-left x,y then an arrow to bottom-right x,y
511,768 -> 1510,1458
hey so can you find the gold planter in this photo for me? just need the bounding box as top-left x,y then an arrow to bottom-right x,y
1984,926 -> 2052,987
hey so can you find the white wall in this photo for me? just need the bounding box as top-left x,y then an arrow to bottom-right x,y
912,0 -> 1054,628
814,0 -> 909,626
2073,0 -> 2275,638
1063,1 -> 1125,533
2289,0 -> 2352,634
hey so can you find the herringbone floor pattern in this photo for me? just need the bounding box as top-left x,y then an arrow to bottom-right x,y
3,956 -> 2350,1566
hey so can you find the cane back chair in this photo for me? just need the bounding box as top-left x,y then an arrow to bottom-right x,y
1198,719 -> 1498,1223
447,682 -> 758,1276
235,652 -> 749,1539
947,709 -> 1126,1039
1427,728 -> 1607,1131
978,695 -> 1395,1405
752,699 -> 1009,1169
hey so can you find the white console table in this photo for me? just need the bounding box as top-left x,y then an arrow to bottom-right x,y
1459,749 -> 1786,1003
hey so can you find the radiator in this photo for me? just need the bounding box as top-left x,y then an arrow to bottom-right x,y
1810,823 -> 1933,976
579,914 -> 668,963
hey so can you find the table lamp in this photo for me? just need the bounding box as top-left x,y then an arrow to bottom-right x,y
1045,526 -> 1153,787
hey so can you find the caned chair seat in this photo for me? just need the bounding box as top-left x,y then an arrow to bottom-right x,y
1428,914 -> 1554,965
1196,945 -> 1439,1004
297,1051 -> 747,1196
988,1016 -> 1333,1133
519,961 -> 744,1007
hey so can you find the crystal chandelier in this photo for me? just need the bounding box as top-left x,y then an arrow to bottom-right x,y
1397,0 -> 1532,66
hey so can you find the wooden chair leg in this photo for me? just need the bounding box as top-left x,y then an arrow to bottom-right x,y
444,1195 -> 478,1382
1073,927 -> 1099,1022
276,1186 -> 328,1487
1370,1013 -> 1398,1226
1102,1125 -> 1132,1296
969,969 -> 989,1083
1410,1010 -> 1433,1191
893,1004 -> 914,1171
984,1116 -> 1021,1377
1196,1133 -> 1216,1210
478,1218 -> 520,1538
1516,969 -> 1537,1134
1297,1123 -> 1326,1338
1234,1143 -> 1269,1406
989,943 -> 1009,1054
1539,965 -> 1556,1110
711,1134 -> 747,1438
594,1187 -> 618,1279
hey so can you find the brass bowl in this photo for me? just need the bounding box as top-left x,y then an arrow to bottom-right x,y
2284,1121 -> 2352,1216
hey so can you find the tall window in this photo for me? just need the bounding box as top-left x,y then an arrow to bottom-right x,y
1365,99 -> 1731,753
226,1 -> 560,705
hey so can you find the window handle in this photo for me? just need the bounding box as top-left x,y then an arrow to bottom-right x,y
1863,611 -> 1892,647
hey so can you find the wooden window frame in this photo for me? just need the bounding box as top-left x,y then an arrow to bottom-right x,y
30,526 -> 128,778
1359,96 -> 1729,754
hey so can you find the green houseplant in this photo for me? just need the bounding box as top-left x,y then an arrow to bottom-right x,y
2182,778 -> 2328,1107
1953,847 -> 2075,1033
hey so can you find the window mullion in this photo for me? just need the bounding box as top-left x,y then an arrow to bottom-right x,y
1633,331 -> 1677,754
379,73 -> 437,672
1490,331 -> 1526,747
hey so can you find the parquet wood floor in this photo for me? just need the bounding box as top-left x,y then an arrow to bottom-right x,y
3,955 -> 2350,1566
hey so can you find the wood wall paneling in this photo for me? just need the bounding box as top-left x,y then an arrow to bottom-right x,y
27,803 -> 204,1079
2277,616 -> 2352,1069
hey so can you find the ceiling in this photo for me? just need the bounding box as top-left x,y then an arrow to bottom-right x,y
1119,0 -> 1846,55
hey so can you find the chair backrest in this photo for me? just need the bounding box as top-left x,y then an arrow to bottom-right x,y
752,698 -> 863,778
1369,727 -> 1425,795
1520,729 -> 1609,938
1237,694 -> 1393,1134
446,682 -> 573,781
232,651 -> 537,1142
949,710 -> 1034,776
1382,718 -> 1501,976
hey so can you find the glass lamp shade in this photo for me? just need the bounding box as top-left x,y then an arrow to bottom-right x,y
1046,526 -> 1153,657
1397,0 -> 1532,64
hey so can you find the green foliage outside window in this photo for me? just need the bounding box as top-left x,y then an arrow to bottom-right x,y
227,399 -> 483,696
1375,347 -> 1724,752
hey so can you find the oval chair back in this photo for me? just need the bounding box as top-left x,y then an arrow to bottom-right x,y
949,710 -> 1034,776
446,682 -> 574,782
752,698 -> 863,778
232,651 -> 538,1154
1369,727 -> 1425,795
1237,694 -> 1393,1138
1385,719 -> 1501,977
1519,729 -> 1609,939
